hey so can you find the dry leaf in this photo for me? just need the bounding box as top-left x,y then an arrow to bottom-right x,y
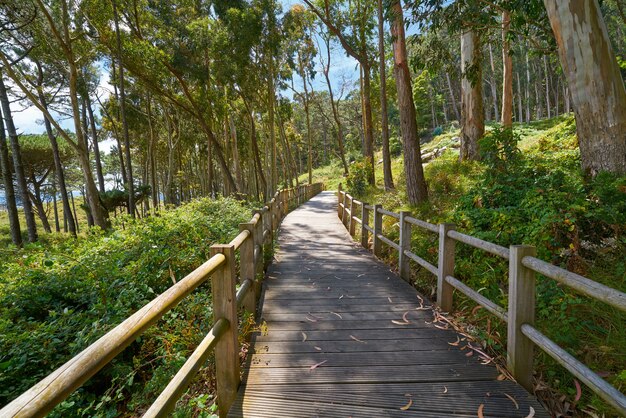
503,393 -> 519,409
574,379 -> 582,402
388,297 -> 393,303
434,324 -> 449,330
301,332 -> 307,342
350,335 -> 366,343
497,374 -> 506,381
305,316 -> 317,322
314,346 -> 322,351
357,273 -> 365,277
309,360 -> 327,371
443,386 -> 448,394
465,350 -> 473,357
339,294 -> 344,299
402,311 -> 410,323
448,337 -> 460,346
400,399 -> 413,411
477,404 -> 485,418
525,406 -> 535,418
391,320 -> 409,325
329,311 -> 343,319
471,305 -> 482,315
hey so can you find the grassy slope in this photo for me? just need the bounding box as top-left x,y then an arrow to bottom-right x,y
304,115 -> 626,416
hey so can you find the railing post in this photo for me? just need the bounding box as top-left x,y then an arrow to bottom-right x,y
341,193 -> 349,226
210,244 -> 240,418
239,222 -> 256,313
399,211 -> 411,282
437,223 -> 456,312
507,245 -> 537,392
361,203 -> 370,249
253,210 -> 264,281
337,183 -> 343,219
349,199 -> 357,236
373,204 -> 383,257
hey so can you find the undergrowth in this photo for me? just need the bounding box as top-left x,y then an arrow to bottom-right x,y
0,197 -> 253,416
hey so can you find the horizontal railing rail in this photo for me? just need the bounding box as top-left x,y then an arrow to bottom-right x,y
1,182 -> 324,418
337,184 -> 626,415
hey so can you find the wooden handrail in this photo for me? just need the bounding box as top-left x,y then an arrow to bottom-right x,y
336,185 -> 626,415
1,183 -> 324,418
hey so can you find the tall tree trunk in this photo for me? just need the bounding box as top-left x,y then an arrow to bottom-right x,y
30,176 -> 51,233
243,98 -> 267,198
110,61 -> 128,186
70,190 -> 80,233
525,48 -> 531,122
543,55 -> 551,118
228,114 -> 243,191
38,88 -> 77,236
501,11 -> 513,127
446,72 -> 461,121
52,175 -> 60,233
86,96 -> 105,192
0,108 -> 21,246
488,43 -> 499,123
516,72 -> 523,123
113,0 -> 135,217
391,0 -> 428,204
0,75 -> 37,242
362,65 -> 375,185
268,59 -> 277,195
298,59 -> 314,185
146,95 -> 158,211
544,0 -> 626,175
378,0 -> 394,190
460,30 -> 484,161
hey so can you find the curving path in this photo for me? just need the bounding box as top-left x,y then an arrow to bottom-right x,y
228,191 -> 548,417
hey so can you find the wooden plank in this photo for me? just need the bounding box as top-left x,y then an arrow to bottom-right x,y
251,328 -> 451,342
260,311 -> 433,322
250,339 -> 457,354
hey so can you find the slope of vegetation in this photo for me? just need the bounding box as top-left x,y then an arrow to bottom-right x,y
0,197 -> 252,416
320,116 -> 626,415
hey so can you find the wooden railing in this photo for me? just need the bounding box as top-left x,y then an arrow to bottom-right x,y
337,184 -> 626,414
0,183 -> 324,418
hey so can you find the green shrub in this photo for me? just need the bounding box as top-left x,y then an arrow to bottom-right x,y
0,197 -> 251,416
346,157 -> 373,198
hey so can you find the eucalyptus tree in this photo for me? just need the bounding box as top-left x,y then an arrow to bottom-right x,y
377,0 -> 393,190
0,105 -> 21,245
303,0 -> 378,185
544,0 -> 626,175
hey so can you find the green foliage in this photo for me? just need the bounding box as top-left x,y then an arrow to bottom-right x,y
478,126 -> 522,173
389,135 -> 403,157
346,158 -> 373,198
0,197 -> 252,415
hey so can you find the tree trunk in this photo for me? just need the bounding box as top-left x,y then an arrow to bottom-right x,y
446,72 -> 461,121
391,0 -> 428,204
52,175 -> 60,232
146,95 -> 158,211
268,59 -> 277,195
378,0 -> 394,190
0,75 -> 38,242
110,61 -> 128,186
30,176 -> 51,233
544,0 -> 626,175
488,43 -> 499,123
86,96 -> 106,192
228,114 -> 243,191
322,45 -> 348,175
525,48 -> 531,122
362,65 -> 375,185
543,55 -> 551,119
38,89 -> 77,236
460,30 -> 484,161
0,108 -> 22,246
501,11 -> 513,127
516,72 -> 523,123
113,0 -> 135,217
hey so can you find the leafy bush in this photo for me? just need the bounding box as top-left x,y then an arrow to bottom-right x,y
432,126 -> 443,137
389,135 -> 402,157
0,197 -> 252,416
346,157 -> 373,197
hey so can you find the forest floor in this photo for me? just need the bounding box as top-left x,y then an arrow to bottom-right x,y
301,114 -> 626,417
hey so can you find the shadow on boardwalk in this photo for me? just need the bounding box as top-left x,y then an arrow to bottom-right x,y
229,191 -> 548,418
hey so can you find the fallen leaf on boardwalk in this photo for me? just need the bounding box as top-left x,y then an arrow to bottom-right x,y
400,399 -> 413,411
402,311 -> 410,323
309,360 -> 327,371
497,374 -> 506,381
391,320 -> 409,325
305,316 -> 317,322
404,393 -> 412,397
357,273 -> 365,277
434,324 -> 449,330
503,393 -> 519,409
417,295 -> 424,304
448,337 -> 460,346
388,297 -> 393,303
574,379 -> 582,402
525,406 -> 535,418
308,312 -> 323,319
314,346 -> 322,351
477,404 -> 484,418
339,295 -> 344,299
442,386 -> 448,394
350,335 -> 366,343
329,311 -> 343,319
301,332 -> 307,342
465,350 -> 473,357
305,267 -> 311,270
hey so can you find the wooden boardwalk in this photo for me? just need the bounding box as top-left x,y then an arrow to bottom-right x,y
229,191 -> 548,417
